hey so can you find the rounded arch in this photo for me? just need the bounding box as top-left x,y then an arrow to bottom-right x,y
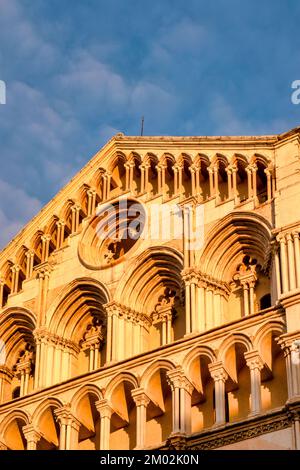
105,372 -> 139,400
32,397 -> 64,426
47,277 -> 111,342
254,320 -> 286,353
230,153 -> 249,167
0,408 -> 30,435
140,358 -> 176,389
114,246 -> 183,315
198,211 -> 272,282
182,345 -> 216,375
218,332 -> 253,361
71,384 -> 103,414
0,307 -> 36,368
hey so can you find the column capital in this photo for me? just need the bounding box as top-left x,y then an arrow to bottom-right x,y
95,399 -> 114,419
244,350 -> 264,371
22,424 -> 42,445
166,367 -> 194,395
54,404 -> 80,430
208,361 -> 228,382
278,331 -> 300,353
131,388 -> 151,407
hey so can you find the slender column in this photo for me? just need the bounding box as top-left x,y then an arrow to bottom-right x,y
206,288 -> 214,329
106,312 -> 112,364
71,204 -> 81,233
0,279 -> 4,308
87,189 -> 96,216
102,175 -> 107,201
55,405 -> 80,450
156,165 -> 161,194
140,165 -> 145,193
208,166 -> 214,197
56,220 -> 65,249
293,231 -> 300,288
145,164 -> 150,196
11,265 -> 20,294
173,166 -> 178,195
185,283 -> 191,334
190,282 -> 196,332
274,244 -> 282,298
131,388 -> 151,449
125,163 -> 130,191
23,425 -> 41,450
161,165 -> 167,197
279,336 -> 300,399
41,234 -> 51,262
129,163 -> 134,194
246,167 -> 253,199
209,362 -> 228,426
195,166 -> 200,197
213,166 -> 219,201
252,164 -> 258,203
287,233 -> 296,291
278,234 -> 289,293
96,399 -> 114,450
167,368 -> 194,435
166,313 -> 172,344
249,281 -> 255,315
242,282 -> 249,316
244,351 -> 264,416
25,250 -> 35,279
231,166 -> 238,201
197,283 -> 206,332
189,167 -> 196,196
176,165 -> 182,196
264,168 -> 272,201
226,168 -> 232,198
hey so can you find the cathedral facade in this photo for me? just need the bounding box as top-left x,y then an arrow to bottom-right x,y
0,127 -> 300,450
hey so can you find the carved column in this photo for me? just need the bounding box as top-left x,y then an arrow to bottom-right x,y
36,265 -> 52,327
11,264 -> 20,294
264,167 -> 272,201
25,250 -> 35,279
225,167 -> 233,199
96,399 -> 114,450
23,424 -> 41,450
41,234 -> 51,262
55,405 -> 80,450
0,278 -> 4,308
246,166 -> 253,199
277,234 -> 289,293
287,233 -> 296,291
131,388 -> 151,449
252,164 -> 258,204
293,231 -> 300,288
71,204 -> 81,233
279,333 -> 300,400
208,166 -> 214,198
209,362 -> 228,426
56,220 -> 65,249
167,368 -> 194,435
87,189 -> 97,216
244,351 -> 264,416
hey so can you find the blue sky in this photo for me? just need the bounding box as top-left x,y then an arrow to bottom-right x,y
0,0 -> 300,247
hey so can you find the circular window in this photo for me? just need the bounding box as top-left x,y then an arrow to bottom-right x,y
78,197 -> 146,269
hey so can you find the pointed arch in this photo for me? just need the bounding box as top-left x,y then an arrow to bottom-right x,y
140,358 -> 176,389
105,372 -> 139,400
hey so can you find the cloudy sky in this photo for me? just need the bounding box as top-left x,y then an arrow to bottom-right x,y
0,0 -> 300,248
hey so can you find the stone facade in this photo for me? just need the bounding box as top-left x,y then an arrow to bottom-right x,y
0,128 -> 300,450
